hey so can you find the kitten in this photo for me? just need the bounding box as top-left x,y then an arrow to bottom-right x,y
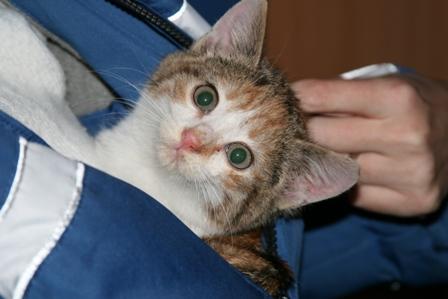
0,0 -> 358,296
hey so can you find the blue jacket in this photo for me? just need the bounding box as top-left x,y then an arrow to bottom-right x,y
1,1 -> 447,298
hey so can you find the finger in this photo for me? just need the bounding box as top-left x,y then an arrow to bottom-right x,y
307,116 -> 385,153
352,184 -> 440,216
293,79 -> 389,118
350,184 -> 420,216
356,153 -> 411,187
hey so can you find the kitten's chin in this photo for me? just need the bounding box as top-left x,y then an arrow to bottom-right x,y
157,144 -> 207,182
157,144 -> 178,170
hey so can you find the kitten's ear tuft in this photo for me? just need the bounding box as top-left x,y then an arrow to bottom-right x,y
191,0 -> 267,67
277,142 -> 359,211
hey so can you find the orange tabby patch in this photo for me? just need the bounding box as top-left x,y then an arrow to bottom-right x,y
223,172 -> 245,191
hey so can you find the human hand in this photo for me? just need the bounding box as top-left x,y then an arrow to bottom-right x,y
292,76 -> 448,216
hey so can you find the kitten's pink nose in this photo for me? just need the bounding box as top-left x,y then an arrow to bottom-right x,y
178,128 -> 202,152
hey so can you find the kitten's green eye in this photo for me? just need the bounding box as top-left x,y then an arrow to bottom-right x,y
193,85 -> 218,113
225,142 -> 253,170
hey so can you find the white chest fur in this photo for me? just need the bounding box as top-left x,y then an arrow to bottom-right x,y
94,113 -> 217,237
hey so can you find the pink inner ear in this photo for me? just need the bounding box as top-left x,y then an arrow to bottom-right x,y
284,174 -> 349,206
207,28 -> 232,52
279,153 -> 359,210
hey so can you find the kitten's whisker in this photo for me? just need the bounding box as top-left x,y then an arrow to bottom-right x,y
96,70 -> 145,89
139,92 -> 170,119
82,111 -> 132,119
198,172 -> 233,239
137,93 -> 170,123
110,98 -> 138,109
193,179 -> 201,204
96,70 -> 146,95
104,66 -> 148,76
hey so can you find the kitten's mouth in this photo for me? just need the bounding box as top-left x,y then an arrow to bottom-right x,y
157,143 -> 182,168
172,147 -> 189,166
158,141 -> 217,187
158,141 -> 196,171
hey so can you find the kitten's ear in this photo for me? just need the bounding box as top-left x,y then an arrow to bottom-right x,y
277,142 -> 359,211
191,0 -> 267,67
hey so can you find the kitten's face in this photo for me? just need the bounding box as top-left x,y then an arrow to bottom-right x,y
137,0 -> 358,235
147,54 -> 304,232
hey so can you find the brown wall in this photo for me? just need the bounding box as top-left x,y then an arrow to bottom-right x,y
265,0 -> 448,82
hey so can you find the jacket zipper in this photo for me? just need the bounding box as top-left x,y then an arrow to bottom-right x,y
105,0 -> 193,49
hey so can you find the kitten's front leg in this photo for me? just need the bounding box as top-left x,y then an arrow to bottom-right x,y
204,230 -> 293,298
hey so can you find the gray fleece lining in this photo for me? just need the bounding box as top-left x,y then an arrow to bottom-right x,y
1,0 -> 115,116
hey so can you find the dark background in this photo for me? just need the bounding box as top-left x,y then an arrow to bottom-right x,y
265,1 -> 448,298
265,0 -> 448,81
